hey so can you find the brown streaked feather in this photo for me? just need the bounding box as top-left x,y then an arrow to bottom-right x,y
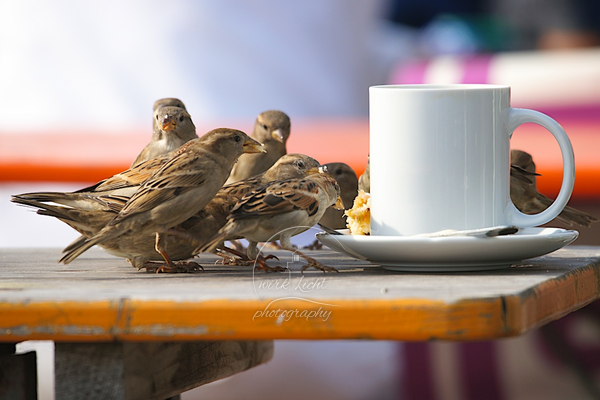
77,155 -> 170,193
111,171 -> 209,224
206,154 -> 322,223
143,169 -> 206,192
306,199 -> 319,217
78,193 -> 129,213
223,176 -> 263,198
230,178 -> 321,219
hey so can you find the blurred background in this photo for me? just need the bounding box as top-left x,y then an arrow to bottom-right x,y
1,0 -> 600,399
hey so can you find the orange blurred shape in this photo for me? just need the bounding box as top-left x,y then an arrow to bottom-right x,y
1,118 -> 597,200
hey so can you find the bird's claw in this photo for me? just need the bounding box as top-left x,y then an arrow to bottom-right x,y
143,261 -> 204,273
300,263 -> 339,274
254,263 -> 288,273
215,248 -> 280,270
216,254 -> 242,266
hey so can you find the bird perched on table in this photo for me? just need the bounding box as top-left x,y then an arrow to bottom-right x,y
15,154 -> 320,271
319,162 -> 358,230
203,154 -> 323,266
131,105 -> 198,167
358,155 -> 370,193
58,128 -> 265,271
207,154 -> 322,227
509,150 -> 597,227
201,171 -> 344,273
226,110 -> 291,184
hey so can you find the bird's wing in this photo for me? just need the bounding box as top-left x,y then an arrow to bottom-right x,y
111,151 -> 213,223
231,178 -> 320,219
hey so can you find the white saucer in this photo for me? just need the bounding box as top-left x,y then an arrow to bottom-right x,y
316,227 -> 578,272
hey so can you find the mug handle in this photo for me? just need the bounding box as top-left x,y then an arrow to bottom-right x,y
506,108 -> 575,227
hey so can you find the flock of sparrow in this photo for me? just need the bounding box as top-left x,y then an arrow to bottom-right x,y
11,97 -> 597,274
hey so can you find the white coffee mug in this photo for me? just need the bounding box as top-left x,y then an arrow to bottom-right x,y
369,84 -> 575,236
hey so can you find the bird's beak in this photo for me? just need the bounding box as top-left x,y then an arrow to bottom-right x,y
271,129 -> 285,143
243,138 -> 267,154
333,196 -> 345,210
161,116 -> 176,131
306,167 -> 321,175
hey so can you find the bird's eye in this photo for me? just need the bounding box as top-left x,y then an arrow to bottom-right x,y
262,124 -> 268,130
155,114 -> 159,120
234,135 -> 241,142
179,115 -> 185,122
335,169 -> 342,175
297,161 -> 305,169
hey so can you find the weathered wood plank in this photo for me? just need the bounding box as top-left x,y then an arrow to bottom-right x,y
0,247 -> 599,341
55,340 -> 273,400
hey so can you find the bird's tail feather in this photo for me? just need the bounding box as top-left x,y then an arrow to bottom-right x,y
557,206 -> 598,228
11,192 -> 71,204
59,227 -> 117,264
197,233 -> 226,254
196,219 -> 239,254
531,194 -> 598,228
12,196 -> 104,236
13,196 -> 75,222
59,235 -> 98,264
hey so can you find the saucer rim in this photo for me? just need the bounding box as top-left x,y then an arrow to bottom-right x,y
315,227 -> 578,241
315,227 -> 579,271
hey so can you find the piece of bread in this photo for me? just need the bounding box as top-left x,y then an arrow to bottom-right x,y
344,190 -> 370,235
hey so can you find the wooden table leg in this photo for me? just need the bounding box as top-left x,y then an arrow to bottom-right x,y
0,343 -> 37,400
54,341 -> 273,400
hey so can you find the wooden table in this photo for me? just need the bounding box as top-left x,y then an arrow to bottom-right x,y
1,246 -> 599,399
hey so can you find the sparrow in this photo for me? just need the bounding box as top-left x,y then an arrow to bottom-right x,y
130,153 -> 323,269
201,172 -> 344,273
207,154 -> 322,227
58,128 -> 265,271
319,162 -> 358,230
226,110 -> 291,184
131,105 -> 198,167
15,154 -> 321,272
204,154 -> 322,265
509,150 -> 597,227
358,155 -> 370,193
